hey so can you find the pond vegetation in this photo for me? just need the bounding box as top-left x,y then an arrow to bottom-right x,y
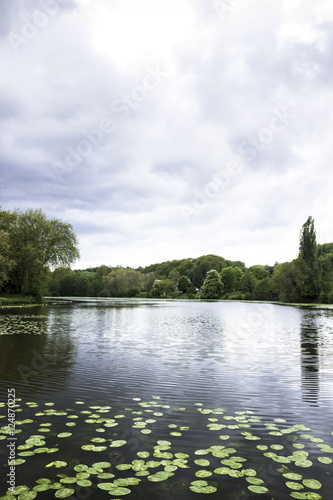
1,396 -> 332,499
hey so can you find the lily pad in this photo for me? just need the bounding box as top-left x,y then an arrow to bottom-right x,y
74,464 -> 88,472
17,493 -> 37,500
46,461 -> 67,468
148,471 -> 171,482
190,482 -> 217,494
195,470 -> 212,478
318,456 -> 332,464
55,489 -> 75,498
286,482 -> 304,490
283,473 -> 303,481
194,459 -> 210,466
247,485 -> 269,494
110,440 -> 127,447
98,483 -> 117,491
108,487 -> 131,495
92,461 -> 111,468
302,479 -> 322,490
77,480 -> 92,487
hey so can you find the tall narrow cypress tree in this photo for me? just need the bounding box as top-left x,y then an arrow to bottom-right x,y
299,216 -> 317,264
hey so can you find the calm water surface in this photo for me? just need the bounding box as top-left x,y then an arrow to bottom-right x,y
0,300 -> 333,499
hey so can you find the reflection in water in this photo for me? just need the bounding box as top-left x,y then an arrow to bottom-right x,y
0,306 -> 77,399
300,310 -> 320,407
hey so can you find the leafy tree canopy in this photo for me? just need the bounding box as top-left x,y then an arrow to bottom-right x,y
178,276 -> 190,293
201,270 -> 224,299
0,208 -> 79,297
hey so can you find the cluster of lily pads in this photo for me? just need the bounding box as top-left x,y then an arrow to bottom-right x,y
0,397 -> 332,499
0,315 -> 48,336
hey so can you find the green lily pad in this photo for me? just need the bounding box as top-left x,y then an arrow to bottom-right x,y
286,482 -> 304,490
214,467 -> 230,474
17,492 -> 37,500
36,478 -> 52,484
33,484 -> 52,492
74,464 -> 88,472
9,459 -> 26,465
108,487 -> 131,495
98,473 -> 115,479
190,482 -> 217,494
57,432 -> 72,438
76,472 -> 90,479
302,479 -> 322,490
55,488 -> 75,498
148,471 -> 170,482
271,444 -> 284,450
283,473 -> 303,481
289,494 -> 322,500
247,485 -> 269,494
110,440 -> 127,447
9,487 -> 29,496
146,460 -> 161,468
46,461 -> 67,468
295,460 -> 313,468
194,459 -> 210,466
246,477 -> 264,485
116,464 -> 132,471
77,480 -> 92,487
195,470 -> 212,478
92,461 -> 111,468
60,477 -> 77,484
98,483 -> 117,491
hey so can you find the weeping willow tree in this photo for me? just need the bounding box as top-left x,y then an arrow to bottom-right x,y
0,208 -> 80,298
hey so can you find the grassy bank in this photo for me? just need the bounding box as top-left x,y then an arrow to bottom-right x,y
0,294 -> 36,305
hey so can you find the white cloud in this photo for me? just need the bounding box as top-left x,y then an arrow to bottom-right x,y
0,0 -> 332,269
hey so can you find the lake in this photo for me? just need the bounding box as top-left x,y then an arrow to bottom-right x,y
0,300 -> 333,499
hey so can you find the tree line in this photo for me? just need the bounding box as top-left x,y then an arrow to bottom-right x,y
47,216 -> 333,304
1,210 -> 332,304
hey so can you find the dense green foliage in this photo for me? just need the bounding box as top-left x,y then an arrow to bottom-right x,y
178,276 -> 190,293
2,211 -> 332,304
46,217 -> 333,303
200,270 -> 224,299
0,208 -> 79,300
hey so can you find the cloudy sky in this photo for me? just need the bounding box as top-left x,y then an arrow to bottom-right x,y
0,0 -> 332,270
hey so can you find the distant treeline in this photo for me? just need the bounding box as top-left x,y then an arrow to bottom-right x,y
47,217 -> 333,304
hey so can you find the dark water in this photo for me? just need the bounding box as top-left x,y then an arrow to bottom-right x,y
0,300 -> 333,499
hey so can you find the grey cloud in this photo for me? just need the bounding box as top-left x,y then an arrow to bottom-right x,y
0,0 -> 78,39
1,0 -> 333,269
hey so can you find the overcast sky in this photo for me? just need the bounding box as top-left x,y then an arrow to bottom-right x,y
0,0 -> 332,270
